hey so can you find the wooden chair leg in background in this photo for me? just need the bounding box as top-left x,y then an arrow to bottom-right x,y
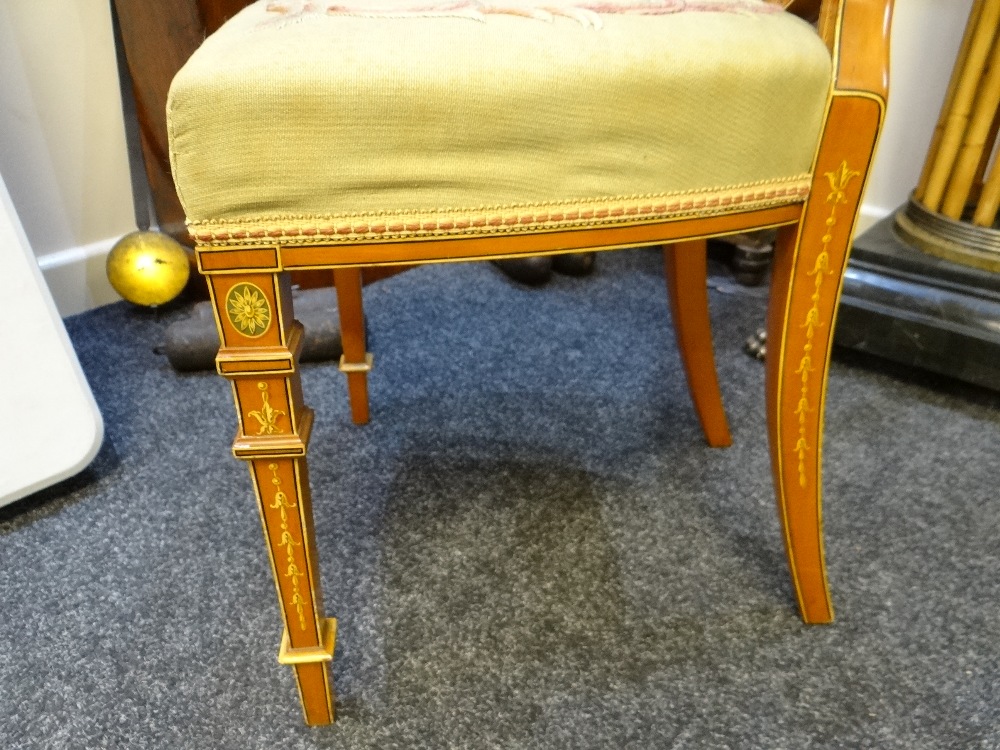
662,240 -> 732,448
333,267 -> 372,425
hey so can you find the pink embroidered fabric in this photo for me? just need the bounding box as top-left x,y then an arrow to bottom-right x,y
267,0 -> 782,24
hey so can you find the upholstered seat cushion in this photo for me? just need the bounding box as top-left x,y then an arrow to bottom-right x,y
167,0 -> 832,245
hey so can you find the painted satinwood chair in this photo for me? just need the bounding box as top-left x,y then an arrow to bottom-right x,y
167,0 -> 892,725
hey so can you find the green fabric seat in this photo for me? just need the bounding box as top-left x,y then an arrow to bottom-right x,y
167,0 -> 832,245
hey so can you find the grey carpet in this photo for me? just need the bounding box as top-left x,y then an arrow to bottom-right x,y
2,248 -> 1000,749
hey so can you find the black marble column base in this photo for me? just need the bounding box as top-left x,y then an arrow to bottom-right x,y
835,210 -> 1000,391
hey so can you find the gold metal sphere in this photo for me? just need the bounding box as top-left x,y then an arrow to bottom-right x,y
106,230 -> 191,307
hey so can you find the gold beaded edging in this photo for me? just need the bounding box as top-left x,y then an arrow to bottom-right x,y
189,178 -> 812,247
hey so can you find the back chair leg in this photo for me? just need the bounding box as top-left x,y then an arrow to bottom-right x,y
333,267 -> 372,425
662,240 -> 732,448
766,221 -> 837,625
765,94 -> 883,624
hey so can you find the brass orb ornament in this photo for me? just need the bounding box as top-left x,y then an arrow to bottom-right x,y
106,230 -> 191,306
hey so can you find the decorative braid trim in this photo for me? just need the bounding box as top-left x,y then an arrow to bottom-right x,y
188,176 -> 810,247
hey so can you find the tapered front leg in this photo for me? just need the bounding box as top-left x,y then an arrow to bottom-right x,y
208,270 -> 335,725
765,95 -> 884,624
662,240 -> 732,448
247,457 -> 335,724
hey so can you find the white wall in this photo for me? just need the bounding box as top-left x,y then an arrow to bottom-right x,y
0,0 -> 134,316
0,2 -> 979,316
859,0 -> 976,233
0,172 -> 103,505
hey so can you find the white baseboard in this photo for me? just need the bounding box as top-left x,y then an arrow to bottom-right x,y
36,237 -> 123,318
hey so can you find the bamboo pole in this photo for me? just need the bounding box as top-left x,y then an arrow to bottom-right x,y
941,37 -> 1000,219
915,0 -> 987,201
972,150 -> 1000,224
919,0 -> 1000,213
969,103 -> 1000,199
